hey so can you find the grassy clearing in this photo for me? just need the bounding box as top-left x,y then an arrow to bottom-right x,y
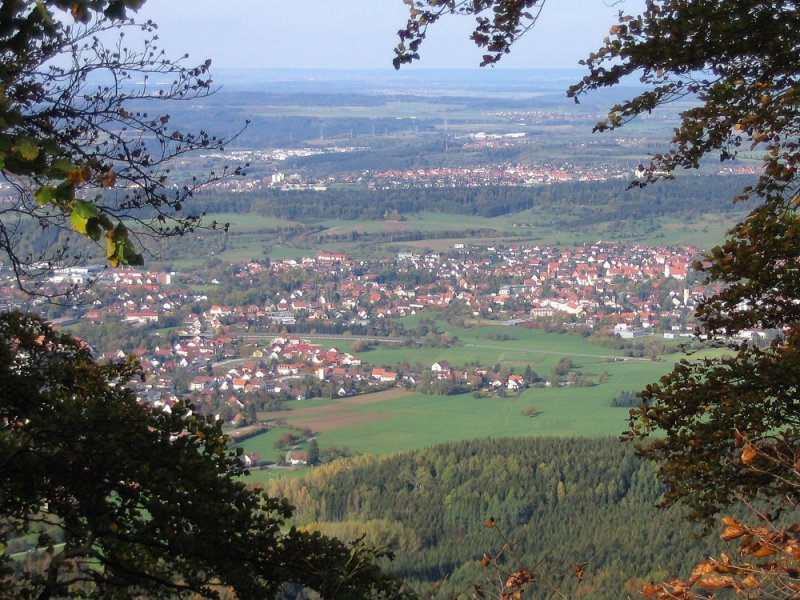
363,318 -> 650,375
214,212 -> 300,231
235,314 -> 724,483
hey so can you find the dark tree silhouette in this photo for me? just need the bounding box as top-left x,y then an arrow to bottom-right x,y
0,0 -> 245,294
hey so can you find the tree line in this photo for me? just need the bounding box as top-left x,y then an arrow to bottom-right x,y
190,174 -> 754,222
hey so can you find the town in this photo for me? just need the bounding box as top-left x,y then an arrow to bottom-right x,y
1,238 -> 742,433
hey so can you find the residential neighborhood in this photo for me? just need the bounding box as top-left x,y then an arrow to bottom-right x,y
0,239 -> 725,427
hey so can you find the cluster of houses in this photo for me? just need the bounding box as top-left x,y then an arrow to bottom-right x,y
6,240 -> 706,350
216,241 -> 701,335
357,161 -> 630,189
121,330 -> 534,424
3,241 -> 706,345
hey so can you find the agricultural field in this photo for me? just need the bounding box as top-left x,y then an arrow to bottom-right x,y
158,203 -> 748,270
239,323 -> 686,480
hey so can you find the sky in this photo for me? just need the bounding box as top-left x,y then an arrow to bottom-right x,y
134,0 -> 642,71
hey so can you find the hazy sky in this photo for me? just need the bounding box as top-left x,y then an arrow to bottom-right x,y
135,0 -> 642,71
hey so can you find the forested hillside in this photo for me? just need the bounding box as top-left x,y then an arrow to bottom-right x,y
265,438 -> 723,598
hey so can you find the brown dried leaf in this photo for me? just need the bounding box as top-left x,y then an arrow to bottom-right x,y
741,574 -> 760,587
505,568 -> 534,588
640,583 -> 664,597
696,574 -> 737,590
741,441 -> 758,464
688,560 -> 715,585
721,524 -> 748,541
67,167 -> 88,185
663,579 -> 689,595
750,544 -> 778,558
100,170 -> 117,188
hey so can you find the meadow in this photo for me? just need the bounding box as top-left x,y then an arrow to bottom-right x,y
239,322 -> 685,480
157,200 -> 748,270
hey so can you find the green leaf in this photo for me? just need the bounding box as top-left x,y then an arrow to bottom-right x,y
34,3 -> 55,26
54,181 -> 75,205
112,222 -> 127,238
16,138 -> 39,161
50,158 -> 75,177
85,217 -> 103,241
98,214 -> 114,230
127,250 -> 144,266
34,185 -> 55,206
72,199 -> 98,219
105,224 -> 142,267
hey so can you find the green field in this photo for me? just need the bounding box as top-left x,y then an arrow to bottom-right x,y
240,359 -> 671,459
239,323 -> 684,476
159,204 -> 748,269
363,319 -> 667,373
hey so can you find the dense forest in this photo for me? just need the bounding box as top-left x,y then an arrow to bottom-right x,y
263,437 -> 724,598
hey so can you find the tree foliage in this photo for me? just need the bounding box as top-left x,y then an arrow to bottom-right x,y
627,203 -> 800,520
394,0 -> 545,68
0,1 -> 243,291
266,437 -> 723,598
0,312 -> 412,599
641,441 -> 800,599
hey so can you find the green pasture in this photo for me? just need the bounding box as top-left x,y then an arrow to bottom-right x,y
655,212 -> 745,246
368,316 -> 661,372
361,337 -> 634,375
233,315 -> 729,482
214,212 -> 300,231
239,357 -> 673,461
237,320 -> 690,470
305,390 -> 619,455
161,202 -> 750,267
246,466 -> 309,484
